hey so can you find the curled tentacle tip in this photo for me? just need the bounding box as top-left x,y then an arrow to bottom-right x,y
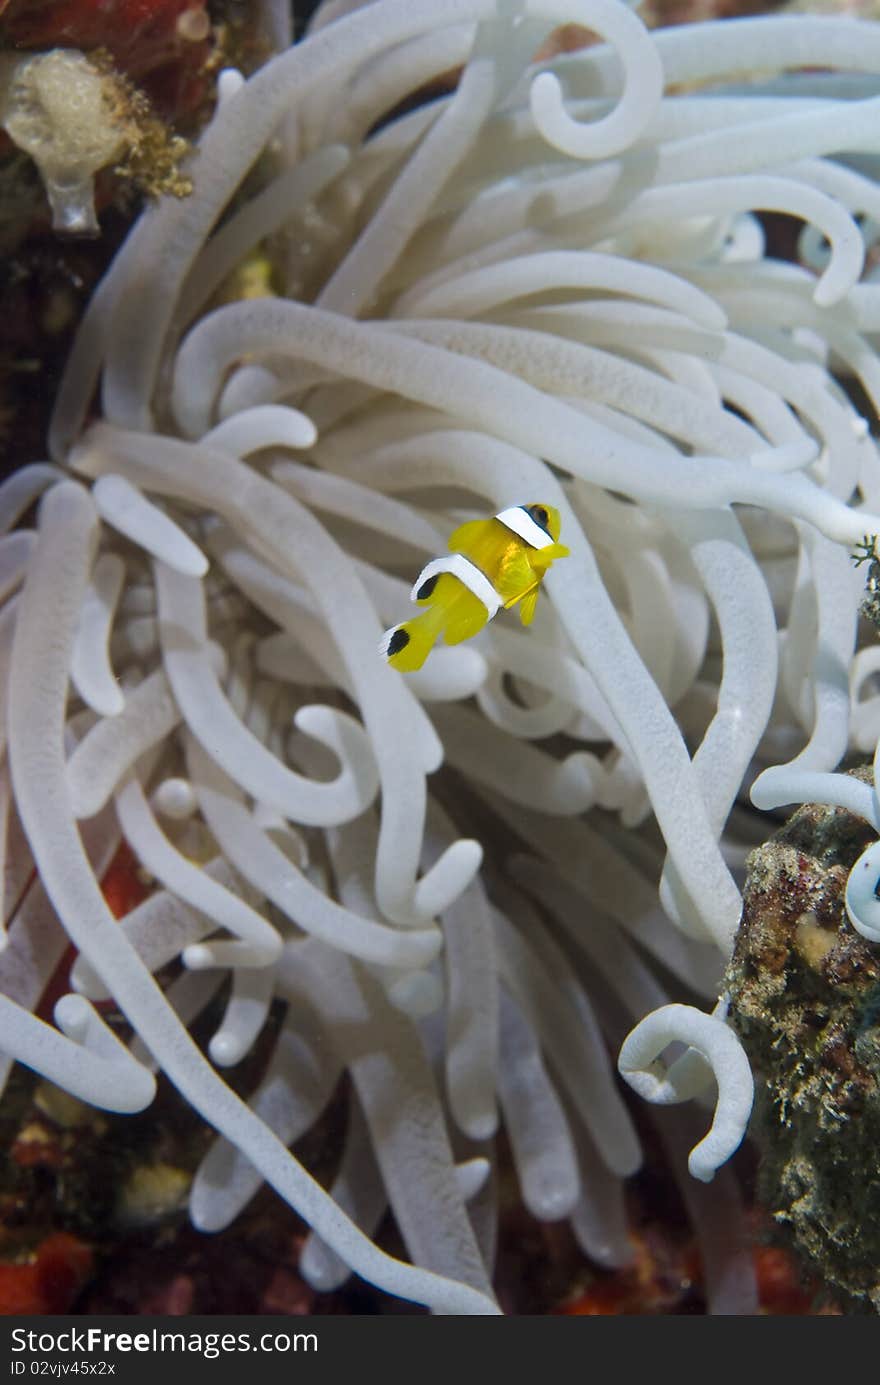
385,968 -> 444,1017
845,842 -> 880,943
209,1033 -> 247,1067
454,1156 -> 491,1202
53,992 -> 90,1039
527,1 -> 662,161
217,67 -> 246,106
813,263 -> 862,310
748,768 -> 788,810
457,1110 -> 498,1144
687,1152 -> 718,1183
619,1003 -> 753,1183
413,837 -> 483,920
182,943 -> 221,971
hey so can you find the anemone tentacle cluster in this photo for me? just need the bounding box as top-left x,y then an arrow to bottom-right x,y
5,0 -> 880,1314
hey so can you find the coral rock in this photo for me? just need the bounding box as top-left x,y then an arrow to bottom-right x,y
726,773 -> 880,1311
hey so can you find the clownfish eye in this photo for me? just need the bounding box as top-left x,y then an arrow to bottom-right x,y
526,504 -> 549,531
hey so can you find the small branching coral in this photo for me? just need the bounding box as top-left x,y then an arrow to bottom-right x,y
6,0 -> 880,1314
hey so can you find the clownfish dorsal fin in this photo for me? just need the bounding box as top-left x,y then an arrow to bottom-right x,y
446,517 -> 494,553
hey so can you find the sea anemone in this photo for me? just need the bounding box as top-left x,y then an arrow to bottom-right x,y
5,0 -> 880,1315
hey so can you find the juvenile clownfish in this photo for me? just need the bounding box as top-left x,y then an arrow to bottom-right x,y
379,503 -> 570,673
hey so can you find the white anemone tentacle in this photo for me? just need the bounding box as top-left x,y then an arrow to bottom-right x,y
618,1003 -> 754,1183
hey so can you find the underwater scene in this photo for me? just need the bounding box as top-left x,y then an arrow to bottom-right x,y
2,0 -> 880,1316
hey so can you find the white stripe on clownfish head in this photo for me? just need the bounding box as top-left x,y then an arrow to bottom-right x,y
495,506 -> 553,550
410,554 -> 502,618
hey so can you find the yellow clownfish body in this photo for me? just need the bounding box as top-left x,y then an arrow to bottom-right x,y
380,503 -> 569,673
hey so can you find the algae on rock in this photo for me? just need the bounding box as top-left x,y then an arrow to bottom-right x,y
727,769 -> 880,1311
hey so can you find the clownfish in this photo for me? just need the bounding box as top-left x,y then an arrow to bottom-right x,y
379,503 -> 569,673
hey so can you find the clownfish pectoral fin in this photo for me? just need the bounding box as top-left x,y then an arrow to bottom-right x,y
532,541 -> 570,572
518,585 -> 540,626
379,612 -> 441,672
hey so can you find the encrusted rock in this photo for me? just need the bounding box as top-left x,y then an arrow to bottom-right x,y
726,768 -> 880,1311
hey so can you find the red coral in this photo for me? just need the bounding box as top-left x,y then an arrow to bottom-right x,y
36,842 -> 151,1023
554,1220 -> 832,1314
554,1229 -> 698,1315
0,1233 -> 93,1315
10,1122 -> 64,1170
753,1245 -> 818,1315
101,840 -> 152,921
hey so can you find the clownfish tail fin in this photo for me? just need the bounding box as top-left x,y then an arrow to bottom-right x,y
379,614 -> 436,672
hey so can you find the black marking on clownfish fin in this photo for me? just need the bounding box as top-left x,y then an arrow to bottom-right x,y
379,624 -> 410,659
380,616 -> 436,672
416,573 -> 439,602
